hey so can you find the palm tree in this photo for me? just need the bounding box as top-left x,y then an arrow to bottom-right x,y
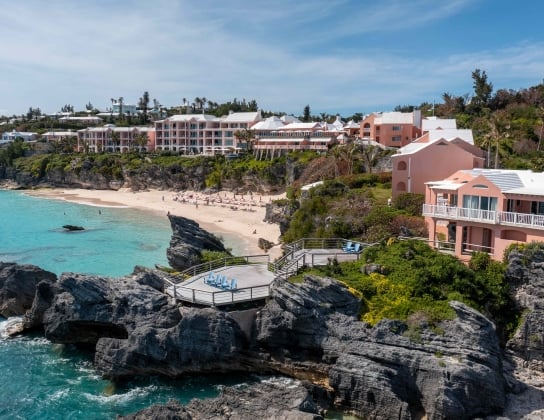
118,97 -> 124,120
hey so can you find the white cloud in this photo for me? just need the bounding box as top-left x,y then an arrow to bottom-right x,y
0,0 -> 542,117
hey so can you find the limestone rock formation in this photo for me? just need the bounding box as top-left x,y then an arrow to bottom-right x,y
38,270 -> 181,346
0,258 -> 517,418
0,262 -> 57,317
166,215 -> 228,271
120,379 -> 324,420
255,276 -> 507,419
506,247 -> 544,371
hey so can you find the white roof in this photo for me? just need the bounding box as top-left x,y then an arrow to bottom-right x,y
165,114 -> 218,122
422,118 -> 457,131
396,129 -> 475,156
280,115 -> 301,124
427,129 -> 473,144
344,120 -> 359,129
221,111 -> 261,123
374,111 -> 414,125
278,122 -> 320,131
251,116 -> 285,131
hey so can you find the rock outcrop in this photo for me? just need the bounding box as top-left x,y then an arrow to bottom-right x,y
506,247 -> 544,371
166,215 -> 228,271
120,379 -> 324,420
256,276 -> 506,419
0,262 -> 516,418
0,262 -> 57,318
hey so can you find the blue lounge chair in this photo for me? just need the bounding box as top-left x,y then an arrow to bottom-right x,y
342,241 -> 353,252
221,276 -> 230,289
229,278 -> 237,290
350,243 -> 361,253
204,271 -> 215,285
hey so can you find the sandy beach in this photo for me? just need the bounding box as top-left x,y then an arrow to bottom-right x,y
26,188 -> 285,260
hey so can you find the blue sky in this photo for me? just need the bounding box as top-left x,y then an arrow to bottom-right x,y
1,0 -> 543,118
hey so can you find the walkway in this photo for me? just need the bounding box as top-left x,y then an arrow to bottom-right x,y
163,238 -> 372,307
165,263 -> 275,307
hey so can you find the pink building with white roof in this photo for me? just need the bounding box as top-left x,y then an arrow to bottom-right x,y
392,125 -> 485,198
423,168 -> 544,261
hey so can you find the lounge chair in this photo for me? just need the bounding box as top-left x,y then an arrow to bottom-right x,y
229,278 -> 237,290
342,241 -> 354,252
221,276 -> 230,289
204,271 -> 215,285
350,243 -> 361,253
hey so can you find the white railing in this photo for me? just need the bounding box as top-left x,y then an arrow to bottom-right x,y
423,204 -> 544,230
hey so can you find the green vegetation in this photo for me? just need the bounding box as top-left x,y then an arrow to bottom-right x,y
302,240 -> 519,342
281,177 -> 425,244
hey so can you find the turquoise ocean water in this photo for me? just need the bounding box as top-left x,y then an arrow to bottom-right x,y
0,190 -> 251,419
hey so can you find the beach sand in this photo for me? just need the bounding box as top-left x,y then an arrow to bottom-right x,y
27,188 -> 285,260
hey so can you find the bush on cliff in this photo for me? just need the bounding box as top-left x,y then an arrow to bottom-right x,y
308,240 -> 518,342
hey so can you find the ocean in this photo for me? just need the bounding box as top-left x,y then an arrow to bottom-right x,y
0,190 -> 252,419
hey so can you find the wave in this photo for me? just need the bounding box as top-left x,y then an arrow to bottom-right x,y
0,316 -> 24,339
83,383 -> 159,406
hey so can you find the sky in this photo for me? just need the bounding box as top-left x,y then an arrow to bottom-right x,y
1,0 -> 543,118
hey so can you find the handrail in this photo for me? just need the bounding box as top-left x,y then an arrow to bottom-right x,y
171,254 -> 270,284
423,204 -> 544,230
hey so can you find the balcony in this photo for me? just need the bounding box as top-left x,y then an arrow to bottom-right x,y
423,204 -> 544,230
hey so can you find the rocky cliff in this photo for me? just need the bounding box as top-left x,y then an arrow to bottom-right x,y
166,215 -> 228,271
506,247 -> 544,371
2,264 -> 511,419
0,155 -> 296,193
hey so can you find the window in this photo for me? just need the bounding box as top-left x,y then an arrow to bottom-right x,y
392,136 -> 402,142
531,201 -> 544,214
462,195 -> 497,211
392,125 -> 401,131
397,161 -> 407,170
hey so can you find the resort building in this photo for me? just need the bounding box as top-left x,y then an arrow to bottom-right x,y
42,130 -> 78,142
76,125 -> 155,153
392,126 -> 485,198
251,116 -> 349,158
423,168 -> 544,262
359,110 -> 422,148
154,111 -> 262,155
59,116 -> 103,125
1,130 -> 38,143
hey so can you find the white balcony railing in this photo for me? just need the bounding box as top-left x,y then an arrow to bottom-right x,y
423,204 -> 544,231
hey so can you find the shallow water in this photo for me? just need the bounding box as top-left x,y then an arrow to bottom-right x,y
0,190 -> 253,418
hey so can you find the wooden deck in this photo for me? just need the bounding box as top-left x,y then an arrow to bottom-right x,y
165,263 -> 276,307
164,238 -> 372,307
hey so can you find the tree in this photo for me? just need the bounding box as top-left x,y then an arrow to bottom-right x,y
85,101 -> 94,111
138,91 -> 150,123
117,97 -> 124,120
469,69 -> 493,114
303,105 -> 311,122
234,129 -> 256,152
134,131 -> 149,152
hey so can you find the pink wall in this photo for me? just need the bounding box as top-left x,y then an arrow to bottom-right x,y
392,142 -> 482,198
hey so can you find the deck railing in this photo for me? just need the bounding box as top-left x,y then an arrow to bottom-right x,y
423,204 -> 544,230
169,283 -> 272,307
171,254 -> 270,285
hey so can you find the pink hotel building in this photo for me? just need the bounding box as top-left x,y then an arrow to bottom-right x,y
423,168 -> 544,261
154,111 -> 262,154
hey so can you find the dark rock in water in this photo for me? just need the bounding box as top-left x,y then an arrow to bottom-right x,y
166,215 -> 228,271
258,237 -> 274,251
62,224 -> 85,231
120,380 -> 324,420
0,262 -> 57,318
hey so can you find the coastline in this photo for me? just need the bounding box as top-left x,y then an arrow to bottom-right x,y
25,188 -> 285,260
